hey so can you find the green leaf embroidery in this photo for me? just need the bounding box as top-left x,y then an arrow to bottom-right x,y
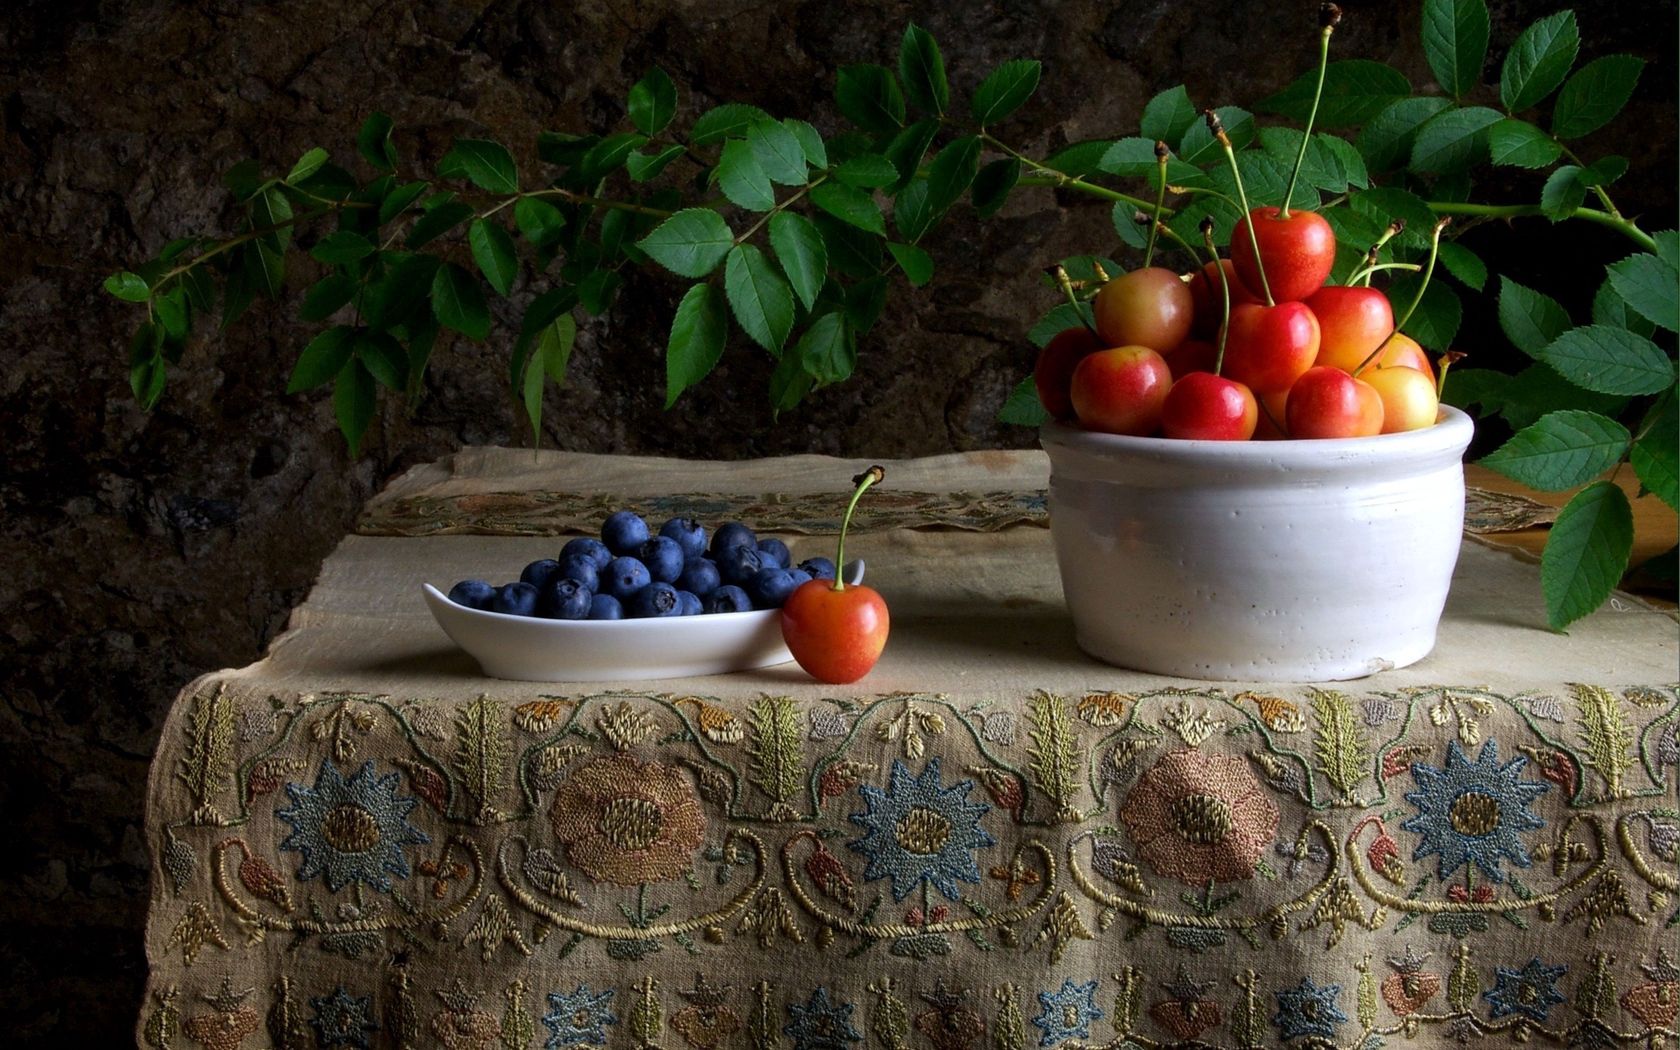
835,63 -> 906,134
628,66 -> 677,136
1605,253 -> 1680,333
767,211 -> 826,311
1421,0 -> 1489,99
637,208 -> 735,278
997,376 -> 1049,427
1487,118 -> 1563,168
501,981 -> 535,1050
716,139 -> 776,212
628,978 -> 663,1047
453,695 -> 511,823
333,357 -> 376,457
288,325 -> 356,393
1497,276 -> 1572,358
1480,410 -> 1631,491
971,59 -> 1041,126
1537,325 -> 1676,396
869,979 -> 909,1050
1261,60 -> 1411,128
1447,946 -> 1478,1012
176,684 -> 235,823
1542,481 -> 1633,631
1574,683 -> 1634,796
725,244 -> 795,354
1631,390 -> 1679,511
431,263 -> 491,340
809,182 -> 886,236
468,219 -> 519,296
1309,689 -> 1369,798
1500,10 -> 1579,112
898,23 -> 948,115
992,986 -> 1025,1050
1026,691 -> 1080,822
437,139 -> 518,194
664,283 -> 727,408
746,696 -> 803,809
1551,54 -> 1645,140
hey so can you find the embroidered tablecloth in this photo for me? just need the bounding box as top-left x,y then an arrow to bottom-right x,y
139,449 -> 1679,1050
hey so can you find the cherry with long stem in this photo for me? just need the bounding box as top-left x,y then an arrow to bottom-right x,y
1049,265 -> 1101,338
830,466 -> 884,592
1208,109 -> 1275,306
1352,218 -> 1450,377
1200,218 -> 1234,377
1354,219 -> 1406,286
1143,141 -> 1170,268
1279,3 -> 1341,220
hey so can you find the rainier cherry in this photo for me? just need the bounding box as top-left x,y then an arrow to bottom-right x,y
1092,268 -> 1194,352
1286,365 -> 1383,438
781,467 -> 890,684
1219,301 -> 1320,395
1160,338 -> 1217,380
1233,208 -> 1336,304
1070,345 -> 1173,435
1032,327 -> 1103,419
1306,285 -> 1394,372
1161,373 -> 1258,440
1363,365 -> 1439,433
1187,259 -> 1258,338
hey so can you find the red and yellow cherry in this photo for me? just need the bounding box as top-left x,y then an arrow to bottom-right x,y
1032,327 -> 1104,420
1219,301 -> 1321,396
1160,338 -> 1218,379
1286,366 -> 1384,438
1375,332 -> 1433,377
1363,365 -> 1440,433
1254,389 -> 1291,440
781,467 -> 890,684
1092,267 -> 1194,352
1070,345 -> 1173,435
1306,285 -> 1394,372
1232,207 -> 1336,304
1186,259 -> 1260,338
1160,372 -> 1259,440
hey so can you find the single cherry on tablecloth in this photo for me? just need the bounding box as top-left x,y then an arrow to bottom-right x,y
781,466 -> 890,684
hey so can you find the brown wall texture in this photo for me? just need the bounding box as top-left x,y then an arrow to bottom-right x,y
0,0 -> 1674,1041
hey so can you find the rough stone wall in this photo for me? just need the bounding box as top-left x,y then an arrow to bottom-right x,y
0,0 -> 1673,1040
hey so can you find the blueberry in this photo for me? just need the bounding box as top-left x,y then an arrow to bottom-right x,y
716,544 -> 763,586
749,567 -> 801,608
638,536 -> 686,583
704,584 -> 753,614
492,582 -> 540,616
589,594 -> 624,620
447,579 -> 496,609
520,559 -> 562,590
710,521 -> 757,556
602,510 -> 650,556
603,557 -> 652,601
539,578 -> 592,619
787,568 -> 814,590
659,517 -> 707,561
676,557 -> 721,598
561,537 -> 613,570
676,590 -> 703,616
557,554 -> 600,592
629,581 -> 682,618
756,538 -> 791,569
798,556 -> 837,581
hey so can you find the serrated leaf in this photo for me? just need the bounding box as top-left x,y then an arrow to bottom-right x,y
1605,253 -> 1679,333
769,338 -> 815,412
813,212 -> 883,279
1422,0 -> 1489,98
287,146 -> 329,184
1655,230 -> 1680,271
1551,55 -> 1644,140
288,325 -> 356,393
513,197 -> 566,247
971,59 -> 1040,126
574,132 -> 646,183
899,23 -> 948,115
796,312 -> 855,383
636,208 -> 735,278
522,313 -> 576,444
1139,85 -> 1197,143
405,200 -> 473,249
298,273 -> 355,324
1409,105 -> 1501,172
892,179 -> 933,243
1480,410 -> 1632,491
1497,276 -> 1572,357
1029,302 -> 1095,347
972,158 -> 1020,218
724,244 -> 794,354
628,66 -> 677,136
1455,362 -> 1629,431
715,139 -> 775,211
358,112 -> 397,172
377,180 -> 428,225
1042,140 -> 1111,178
1578,155 -> 1628,188
1098,136 -> 1199,182
1317,133 -> 1370,189
467,219 -> 518,296
1437,241 -> 1487,290
437,139 -> 517,194
783,119 -> 827,169
243,239 -> 285,299
884,119 -> 939,191
887,242 -> 933,286
768,211 -> 826,311
832,154 -> 899,188
1540,165 -> 1586,220
310,230 -> 373,265
1178,106 -> 1254,166
104,271 -> 151,302
356,329 -> 408,391
1501,10 -> 1579,112
364,253 -> 439,331
664,283 -> 726,407
836,63 -> 905,134
626,144 -> 684,182
1356,96 -> 1452,171
1537,325 -> 1676,396
430,262 -> 489,340
690,103 -> 771,145
998,375 -> 1049,426
1487,118 -> 1563,168
926,135 -> 980,217
810,181 -> 885,236
1631,390 -> 1678,511
1386,274 -> 1462,350
1542,481 -> 1632,630
1592,276 -> 1657,337
845,276 -> 888,334
1261,60 -> 1412,127
748,119 -> 807,187
333,357 -> 376,457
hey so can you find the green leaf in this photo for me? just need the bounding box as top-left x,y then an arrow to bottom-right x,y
510,286 -> 579,386
1501,10 -> 1579,112
832,154 -> 899,188
836,64 -> 906,134
1178,106 -> 1254,166
437,139 -> 518,194
1437,242 -> 1487,290
577,269 -> 621,315
1592,276 -> 1657,337
887,242 -> 933,286
1481,410 -> 1632,491
575,132 -> 647,183
796,312 -> 855,383
1468,363 -> 1630,431
1655,230 -> 1680,271
356,329 -> 408,391
468,219 -> 518,296
626,145 -> 685,182
310,230 -> 374,266
628,67 -> 677,136
809,182 -> 885,236
769,339 -> 815,412
1386,275 -> 1462,350
521,312 -> 577,444
845,276 -> 888,335
899,23 -> 949,115
636,208 -> 735,278
724,244 -> 795,354
333,357 -> 376,457
364,254 -> 439,331
1139,85 -> 1197,143
1540,165 -> 1586,220
1487,118 -> 1563,168
1042,140 -> 1111,178
299,272 -> 356,322
430,263 -> 490,340
286,146 -> 329,184
1260,60 -> 1412,127
926,135 -> 980,216
689,103 -> 771,145
1421,0 -> 1489,98
405,200 -> 473,249
1605,253 -> 1679,333
784,119 -> 828,169
884,119 -> 939,191
971,59 -> 1040,126
665,283 -> 727,407
513,197 -> 566,247
1539,325 -> 1676,395
1551,55 -> 1644,140
288,326 -> 355,392
971,158 -> 1021,218
153,287 -> 188,340
250,186 -> 294,247
377,180 -> 429,225
1409,105 -> 1501,172
1631,390 -> 1678,511
104,271 -> 151,302
1029,302 -> 1095,347
243,239 -> 285,299
998,375 -> 1050,427
1542,480 -> 1632,630
1317,133 -> 1371,189
892,179 -> 934,243
222,159 -> 263,200
715,139 -> 775,211
768,211 -> 827,311
1356,96 -> 1452,171
813,213 -> 882,279
1498,276 -> 1572,357
746,119 -> 806,187
358,113 -> 397,172
1578,155 -> 1629,188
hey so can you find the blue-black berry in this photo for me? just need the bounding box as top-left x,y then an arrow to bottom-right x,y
716,544 -> 763,586
676,557 -> 721,597
639,536 -> 686,583
589,594 -> 624,620
710,521 -> 756,556
755,538 -> 790,569
602,556 -> 652,600
557,554 -> 600,592
798,556 -> 837,581
519,559 -> 562,590
492,582 -> 540,616
629,581 -> 682,618
704,585 -> 753,614
675,590 -> 703,616
749,567 -> 801,608
602,511 -> 650,556
447,579 -> 496,609
540,578 -> 592,619
561,537 -> 613,570
659,517 -> 707,560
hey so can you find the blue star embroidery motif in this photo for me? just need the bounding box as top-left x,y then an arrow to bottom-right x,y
1032,979 -> 1103,1047
848,757 -> 994,902
783,987 -> 863,1050
542,984 -> 617,1048
1400,739 -> 1549,884
309,986 -> 378,1048
1272,978 -> 1346,1041
276,758 -> 430,892
1484,958 -> 1567,1021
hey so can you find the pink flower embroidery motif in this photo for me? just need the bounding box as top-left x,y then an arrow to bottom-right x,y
549,754 -> 707,886
1118,750 -> 1280,884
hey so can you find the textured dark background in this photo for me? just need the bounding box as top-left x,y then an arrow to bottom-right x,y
1,0 -> 1674,1040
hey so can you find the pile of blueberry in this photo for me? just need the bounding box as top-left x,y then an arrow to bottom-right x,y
446,511 -> 837,620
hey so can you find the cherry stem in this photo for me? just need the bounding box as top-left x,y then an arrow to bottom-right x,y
831,466 -> 884,592
1208,110 -> 1275,307
1353,218 -> 1450,377
1201,219 -> 1232,376
1049,265 -> 1100,338
1139,213 -> 1204,269
1143,141 -> 1170,268
1280,6 -> 1339,220
1257,394 -> 1289,438
1347,261 -> 1422,284
1435,351 -> 1466,400
1353,219 -> 1406,287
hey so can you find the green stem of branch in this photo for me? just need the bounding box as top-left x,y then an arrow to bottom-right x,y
734,175 -> 827,246
1425,201 -> 1654,252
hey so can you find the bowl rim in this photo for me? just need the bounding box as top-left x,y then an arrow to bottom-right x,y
1040,404 -> 1472,462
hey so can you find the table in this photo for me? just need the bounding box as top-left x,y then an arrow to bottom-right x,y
139,449 -> 1679,1050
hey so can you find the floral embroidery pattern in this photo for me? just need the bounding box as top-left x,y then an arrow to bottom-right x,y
276,758 -> 429,892
782,987 -> 862,1050
1272,978 -> 1346,1042
1400,739 -> 1548,884
1032,979 -> 1102,1047
308,986 -> 378,1048
541,984 -> 617,1048
548,753 -> 706,886
1482,958 -> 1567,1022
1118,749 -> 1280,883
849,758 -> 994,902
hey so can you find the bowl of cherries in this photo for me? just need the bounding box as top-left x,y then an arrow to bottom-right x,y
1034,112 -> 1472,683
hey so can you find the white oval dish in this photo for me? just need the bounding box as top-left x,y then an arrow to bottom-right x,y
423,561 -> 863,682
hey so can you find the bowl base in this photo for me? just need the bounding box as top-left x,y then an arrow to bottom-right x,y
1072,629 -> 1436,683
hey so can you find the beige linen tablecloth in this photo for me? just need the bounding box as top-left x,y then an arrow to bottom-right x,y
140,449 -> 1679,1050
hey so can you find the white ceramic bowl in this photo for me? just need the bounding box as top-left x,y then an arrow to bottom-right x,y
1040,407 -> 1474,682
423,561 -> 863,682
